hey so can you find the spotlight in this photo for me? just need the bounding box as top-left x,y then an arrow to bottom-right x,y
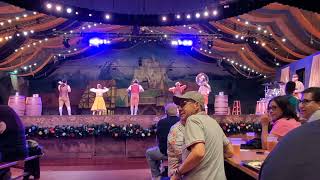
89,37 -> 111,47
245,21 -> 249,25
23,14 -> 28,17
15,17 -> 20,20
89,14 -> 92,17
56,5 -> 62,12
23,31 -> 28,36
235,34 -> 239,39
203,11 -> 209,17
75,12 -> 79,15
282,38 -> 286,42
186,14 -> 191,19
212,10 -> 218,16
105,14 -> 111,20
8,19 -> 12,23
257,27 -> 261,31
162,16 -> 167,22
261,42 -> 266,46
176,14 -> 181,19
66,8 -> 72,13
171,40 -> 193,46
195,13 -> 200,18
207,41 -> 213,49
46,3 -> 52,9
63,37 -> 70,48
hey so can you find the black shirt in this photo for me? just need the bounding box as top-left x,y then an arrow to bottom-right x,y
259,119 -> 320,180
156,116 -> 180,155
0,105 -> 27,162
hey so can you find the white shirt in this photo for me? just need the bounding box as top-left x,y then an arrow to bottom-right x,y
90,88 -> 109,97
308,109 -> 320,123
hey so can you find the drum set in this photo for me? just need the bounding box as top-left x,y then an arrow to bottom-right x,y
256,81 -> 286,115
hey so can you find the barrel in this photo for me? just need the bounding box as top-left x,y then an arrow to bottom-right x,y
8,95 -> 26,116
25,96 -> 42,116
214,95 -> 228,115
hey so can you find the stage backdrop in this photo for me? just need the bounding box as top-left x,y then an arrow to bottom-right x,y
25,43 -> 263,114
277,51 -> 320,88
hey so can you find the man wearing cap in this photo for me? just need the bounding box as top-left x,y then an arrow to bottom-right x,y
171,91 -> 233,180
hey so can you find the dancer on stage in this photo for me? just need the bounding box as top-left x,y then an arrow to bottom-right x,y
58,80 -> 72,116
292,74 -> 304,99
196,73 -> 211,114
127,79 -> 144,115
90,84 -> 109,115
168,82 -> 187,96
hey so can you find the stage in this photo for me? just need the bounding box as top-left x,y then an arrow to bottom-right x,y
21,114 -> 260,160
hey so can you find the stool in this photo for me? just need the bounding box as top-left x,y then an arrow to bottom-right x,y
232,100 -> 241,115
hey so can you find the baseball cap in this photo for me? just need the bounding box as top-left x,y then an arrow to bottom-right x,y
173,91 -> 204,108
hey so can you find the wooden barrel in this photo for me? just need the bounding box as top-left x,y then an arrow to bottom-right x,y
8,95 -> 26,116
214,95 -> 228,115
25,96 -> 42,116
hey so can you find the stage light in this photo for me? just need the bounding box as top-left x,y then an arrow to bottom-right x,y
8,19 -> 12,23
186,14 -> 191,19
23,14 -> 28,17
23,31 -> 28,36
56,5 -> 62,12
33,12 -> 37,15
237,18 -> 240,21
15,17 -> 20,20
66,8 -> 72,13
0,22 -> 4,26
16,33 -> 20,37
46,3 -> 52,9
240,36 -> 244,40
89,37 -> 111,47
30,30 -> 34,33
282,38 -> 286,42
164,34 -> 167,38
23,66 -> 27,70
263,30 -> 267,34
245,21 -> 249,25
269,33 -> 273,36
171,40 -> 193,46
241,47 -> 245,50
45,38 -> 48,41
89,14 -> 92,17
276,62 -> 280,66
257,27 -> 261,31
34,63 -> 37,66
261,42 -> 266,46
199,30 -> 202,33
14,49 -> 18,52
162,16 -> 167,22
105,14 -> 111,20
176,14 -> 181,19
204,11 -> 209,17
75,12 -> 79,15
235,34 -> 239,39
195,13 -> 200,18
213,10 -> 218,16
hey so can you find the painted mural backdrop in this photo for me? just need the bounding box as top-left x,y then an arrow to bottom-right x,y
28,43 -> 262,113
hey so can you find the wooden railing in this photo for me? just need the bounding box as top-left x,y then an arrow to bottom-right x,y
0,154 -> 42,180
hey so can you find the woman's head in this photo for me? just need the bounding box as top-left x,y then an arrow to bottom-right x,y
268,96 -> 298,121
97,84 -> 102,89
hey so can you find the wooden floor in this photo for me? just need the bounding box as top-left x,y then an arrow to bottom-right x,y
12,158 -> 152,180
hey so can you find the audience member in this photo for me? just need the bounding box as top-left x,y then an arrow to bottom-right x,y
260,96 -> 301,150
171,91 -> 233,180
146,103 -> 179,180
259,87 -> 320,180
0,105 -> 28,179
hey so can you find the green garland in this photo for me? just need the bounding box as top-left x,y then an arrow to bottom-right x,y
25,122 -> 262,140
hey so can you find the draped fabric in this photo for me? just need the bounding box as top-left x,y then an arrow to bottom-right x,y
309,54 -> 320,87
280,66 -> 290,83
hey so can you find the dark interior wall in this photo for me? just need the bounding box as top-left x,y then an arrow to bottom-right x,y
0,72 -> 14,105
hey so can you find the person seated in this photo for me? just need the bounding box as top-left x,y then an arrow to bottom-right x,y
0,105 -> 28,179
260,96 -> 301,150
145,103 -> 180,180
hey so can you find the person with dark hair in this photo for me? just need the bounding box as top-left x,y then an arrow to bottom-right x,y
145,103 -> 179,180
260,96 -> 301,150
259,87 -> 320,180
285,81 -> 299,111
0,105 -> 28,179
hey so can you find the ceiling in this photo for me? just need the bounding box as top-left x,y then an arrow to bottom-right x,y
0,1 -> 319,79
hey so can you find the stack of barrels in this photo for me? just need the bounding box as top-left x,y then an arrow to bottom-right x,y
8,93 -> 42,116
214,92 -> 228,115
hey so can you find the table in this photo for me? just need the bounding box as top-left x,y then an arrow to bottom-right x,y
225,149 -> 269,179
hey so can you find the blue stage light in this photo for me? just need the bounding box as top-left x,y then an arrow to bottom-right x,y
171,40 -> 193,47
89,37 -> 111,47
